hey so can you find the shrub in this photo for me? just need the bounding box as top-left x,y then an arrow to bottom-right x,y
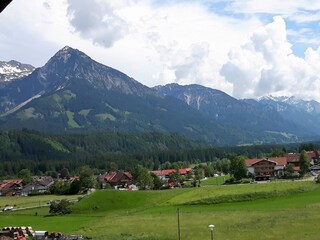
316,175 -> 320,183
49,199 -> 73,215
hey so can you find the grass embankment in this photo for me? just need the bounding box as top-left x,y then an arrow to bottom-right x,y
1,181 -> 320,240
0,195 -> 79,209
201,175 -> 230,185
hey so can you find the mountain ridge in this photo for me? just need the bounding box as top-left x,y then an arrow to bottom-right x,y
0,46 -> 319,145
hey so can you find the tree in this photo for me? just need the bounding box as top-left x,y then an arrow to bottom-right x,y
59,168 -> 70,179
151,173 -> 164,190
285,163 -> 295,178
49,199 -> 72,215
133,165 -> 153,190
49,180 -> 70,195
193,167 -> 204,187
230,155 -> 247,180
69,179 -> 81,194
79,166 -> 96,190
299,150 -> 310,175
18,169 -> 32,185
168,171 -> 181,184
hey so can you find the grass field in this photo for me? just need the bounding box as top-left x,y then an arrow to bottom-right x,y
0,195 -> 80,209
201,175 -> 230,185
1,181 -> 320,240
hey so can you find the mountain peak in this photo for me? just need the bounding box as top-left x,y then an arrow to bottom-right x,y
0,60 -> 35,82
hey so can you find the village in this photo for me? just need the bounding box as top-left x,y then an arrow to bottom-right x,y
0,151 -> 319,199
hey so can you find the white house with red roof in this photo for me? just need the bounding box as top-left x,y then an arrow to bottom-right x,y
151,168 -> 193,180
245,157 -> 287,180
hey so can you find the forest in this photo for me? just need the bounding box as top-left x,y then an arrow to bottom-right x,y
0,128 -> 318,178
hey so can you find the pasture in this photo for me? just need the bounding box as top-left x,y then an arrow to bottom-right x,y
1,181 -> 320,240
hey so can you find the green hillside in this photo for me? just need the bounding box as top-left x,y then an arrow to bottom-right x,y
1,181 -> 319,240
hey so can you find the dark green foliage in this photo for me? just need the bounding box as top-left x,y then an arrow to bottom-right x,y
151,173 -> 164,190
49,181 -> 71,195
168,171 -> 181,183
49,199 -> 72,215
299,150 -> 310,175
230,155 -> 247,180
0,129 -> 319,179
79,166 -> 96,190
17,168 -> 32,185
69,179 -> 82,194
316,175 -> 320,183
132,165 -> 153,190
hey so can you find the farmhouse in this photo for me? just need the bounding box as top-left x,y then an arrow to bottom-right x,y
21,176 -> 54,196
100,171 -> 133,189
0,179 -> 23,196
246,151 -> 320,180
246,157 -> 287,181
285,151 -> 319,166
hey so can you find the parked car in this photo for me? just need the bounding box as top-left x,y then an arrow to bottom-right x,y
3,205 -> 13,211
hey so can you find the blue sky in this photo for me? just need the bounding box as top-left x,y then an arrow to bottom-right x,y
0,0 -> 320,100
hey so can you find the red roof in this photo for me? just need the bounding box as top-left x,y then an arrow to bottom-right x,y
285,153 -> 300,163
0,179 -> 23,190
151,168 -> 192,177
286,151 -> 317,163
245,157 -> 287,167
104,171 -> 132,182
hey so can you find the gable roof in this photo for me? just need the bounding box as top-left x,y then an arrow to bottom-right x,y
104,171 -> 132,183
0,179 -> 23,190
245,157 -> 287,167
286,151 -> 319,163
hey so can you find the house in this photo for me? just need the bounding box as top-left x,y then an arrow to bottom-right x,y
151,168 -> 193,180
0,179 -> 23,196
100,171 -> 133,189
285,151 -> 319,166
21,176 -> 54,196
246,157 -> 287,181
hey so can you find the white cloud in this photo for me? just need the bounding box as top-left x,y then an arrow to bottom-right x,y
221,16 -> 320,100
227,0 -> 320,15
1,0 -> 320,101
66,0 -> 129,48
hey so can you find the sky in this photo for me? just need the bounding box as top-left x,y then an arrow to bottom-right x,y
0,0 -> 320,100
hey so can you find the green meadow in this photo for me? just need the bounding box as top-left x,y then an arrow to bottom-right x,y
1,181 -> 320,240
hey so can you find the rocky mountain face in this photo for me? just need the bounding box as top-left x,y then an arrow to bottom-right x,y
156,84 -> 316,142
0,47 -> 236,145
246,96 -> 320,134
0,60 -> 34,82
0,46 -> 319,145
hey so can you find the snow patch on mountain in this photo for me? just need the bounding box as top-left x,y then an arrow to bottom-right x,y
0,60 -> 35,82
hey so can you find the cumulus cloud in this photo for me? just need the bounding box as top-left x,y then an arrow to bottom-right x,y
221,16 -> 320,100
227,0 -> 320,15
67,0 -> 129,48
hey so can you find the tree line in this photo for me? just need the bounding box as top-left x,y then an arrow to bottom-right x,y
0,129 -> 319,179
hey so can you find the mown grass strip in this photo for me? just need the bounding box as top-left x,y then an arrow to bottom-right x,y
184,185 -> 316,205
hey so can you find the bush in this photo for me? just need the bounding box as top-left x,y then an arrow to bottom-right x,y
316,175 -> 320,183
240,178 -> 251,184
49,199 -> 73,215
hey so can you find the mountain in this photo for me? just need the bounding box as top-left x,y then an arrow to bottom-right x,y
0,46 -> 238,145
258,95 -> 320,114
247,96 -> 320,134
155,83 -> 317,143
0,60 -> 34,83
0,46 -> 318,146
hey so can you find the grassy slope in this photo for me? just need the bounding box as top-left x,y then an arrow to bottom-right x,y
1,182 -> 320,240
